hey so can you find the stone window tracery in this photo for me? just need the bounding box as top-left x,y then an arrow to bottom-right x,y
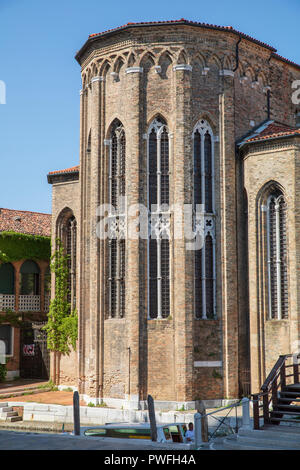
108,120 -> 126,318
192,120 -> 216,319
266,191 -> 288,320
147,117 -> 170,319
56,209 -> 77,312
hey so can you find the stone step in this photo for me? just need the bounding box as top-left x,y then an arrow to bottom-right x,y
0,411 -> 18,418
6,416 -> 22,422
0,407 -> 13,413
0,403 -> 8,408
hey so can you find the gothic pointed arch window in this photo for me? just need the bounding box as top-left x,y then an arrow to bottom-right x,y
107,119 -> 126,318
192,119 -> 216,319
147,116 -> 170,319
266,189 -> 288,319
56,208 -> 77,311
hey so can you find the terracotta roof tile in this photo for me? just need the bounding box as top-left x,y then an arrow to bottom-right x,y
0,208 -> 51,237
86,19 -> 276,51
244,122 -> 300,144
48,165 -> 79,176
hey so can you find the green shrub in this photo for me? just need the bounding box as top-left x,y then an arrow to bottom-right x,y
0,363 -> 7,382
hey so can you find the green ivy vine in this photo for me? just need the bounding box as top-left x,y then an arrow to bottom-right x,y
0,231 -> 50,263
43,239 -> 78,355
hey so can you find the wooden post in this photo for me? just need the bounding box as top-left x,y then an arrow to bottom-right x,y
293,355 -> 299,384
263,393 -> 270,424
73,391 -> 80,436
280,362 -> 286,389
195,400 -> 208,442
147,395 -> 157,442
253,394 -> 260,430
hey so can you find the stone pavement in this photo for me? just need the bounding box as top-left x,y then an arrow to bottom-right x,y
0,429 -> 193,450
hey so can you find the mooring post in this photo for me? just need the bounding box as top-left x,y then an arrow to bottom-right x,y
241,397 -> 251,429
73,391 -> 80,436
194,412 -> 203,448
147,395 -> 157,442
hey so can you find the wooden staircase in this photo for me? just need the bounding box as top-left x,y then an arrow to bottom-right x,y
252,354 -> 300,429
270,383 -> 300,425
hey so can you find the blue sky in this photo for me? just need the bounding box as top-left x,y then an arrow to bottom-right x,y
0,0 -> 299,214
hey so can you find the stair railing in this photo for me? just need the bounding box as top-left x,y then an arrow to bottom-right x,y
252,353 -> 300,430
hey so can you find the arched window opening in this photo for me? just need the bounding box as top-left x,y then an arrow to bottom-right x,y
56,209 -> 77,312
192,120 -> 216,319
108,120 -> 126,318
266,191 -> 288,319
0,263 -> 15,295
0,263 -> 15,311
66,216 -> 77,310
20,260 -> 40,295
147,117 -> 170,319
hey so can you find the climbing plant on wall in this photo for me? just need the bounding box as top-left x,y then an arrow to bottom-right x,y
0,231 -> 50,263
43,239 -> 78,355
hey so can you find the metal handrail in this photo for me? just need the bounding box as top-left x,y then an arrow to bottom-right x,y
198,400 -> 242,441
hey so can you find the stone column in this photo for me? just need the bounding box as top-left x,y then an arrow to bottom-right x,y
173,64 -> 194,402
125,66 -> 143,408
219,69 -> 239,398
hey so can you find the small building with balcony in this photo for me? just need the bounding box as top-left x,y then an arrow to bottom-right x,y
0,208 -> 51,380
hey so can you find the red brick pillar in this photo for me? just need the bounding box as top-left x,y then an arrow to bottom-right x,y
173,64 -> 194,402
125,66 -> 143,408
88,75 -> 103,399
78,85 -> 88,395
219,69 -> 239,398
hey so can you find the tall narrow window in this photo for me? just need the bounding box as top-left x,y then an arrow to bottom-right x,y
56,208 -> 77,313
193,120 -> 216,319
148,117 -> 170,319
66,216 -> 77,310
108,120 -> 126,318
266,191 -> 288,319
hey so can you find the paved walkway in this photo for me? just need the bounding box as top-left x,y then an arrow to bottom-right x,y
0,429 -> 194,451
0,379 -> 48,394
0,390 -> 86,405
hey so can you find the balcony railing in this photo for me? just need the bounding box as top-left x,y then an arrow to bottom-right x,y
19,295 -> 41,312
44,293 -> 51,313
0,294 -> 15,311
